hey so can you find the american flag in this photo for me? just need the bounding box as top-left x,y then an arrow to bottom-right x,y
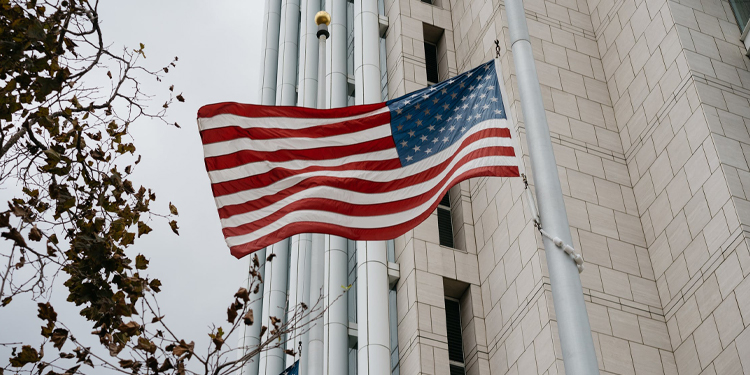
198,60 -> 520,258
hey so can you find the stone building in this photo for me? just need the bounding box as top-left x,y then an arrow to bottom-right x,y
238,0 -> 750,374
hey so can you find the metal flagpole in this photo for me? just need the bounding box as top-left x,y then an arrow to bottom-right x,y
503,0 -> 600,373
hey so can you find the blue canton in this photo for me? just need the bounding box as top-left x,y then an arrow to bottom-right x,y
387,60 -> 506,166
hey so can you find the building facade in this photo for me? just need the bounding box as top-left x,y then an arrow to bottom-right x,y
239,0 -> 750,374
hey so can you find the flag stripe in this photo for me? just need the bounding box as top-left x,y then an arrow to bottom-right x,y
202,123 -> 392,157
211,125 -> 511,202
198,102 -> 386,121
205,136 -> 397,172
220,149 -> 517,236
200,111 -> 392,144
227,166 -> 517,257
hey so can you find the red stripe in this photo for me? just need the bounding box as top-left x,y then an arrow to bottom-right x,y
205,136 -> 397,172
212,128 -> 512,196
221,148 -> 517,238
200,112 -> 391,144
227,166 -> 520,258
198,102 -> 387,119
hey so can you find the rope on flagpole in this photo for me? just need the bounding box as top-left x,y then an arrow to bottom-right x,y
520,173 -> 584,273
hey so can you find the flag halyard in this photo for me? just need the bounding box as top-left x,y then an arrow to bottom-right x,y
198,60 -> 520,258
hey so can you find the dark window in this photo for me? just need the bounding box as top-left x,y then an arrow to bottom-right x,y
421,0 -> 433,4
729,0 -> 750,29
437,193 -> 454,248
445,299 -> 465,375
424,42 -> 439,84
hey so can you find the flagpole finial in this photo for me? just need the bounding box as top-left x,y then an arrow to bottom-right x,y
315,11 -> 331,26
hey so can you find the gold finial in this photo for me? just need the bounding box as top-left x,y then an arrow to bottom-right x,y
315,11 -> 331,26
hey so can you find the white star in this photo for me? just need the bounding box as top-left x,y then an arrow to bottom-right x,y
413,145 -> 421,152
424,109 -> 430,115
441,88 -> 448,94
480,93 -> 487,99
435,115 -> 442,120
416,120 -> 423,126
484,64 -> 491,70
401,140 -> 408,147
404,100 -> 411,105
432,137 -> 439,143
420,135 -> 428,142
443,137 -> 449,142
408,130 -> 415,137
486,85 -> 494,90
467,72 -> 473,77
429,86 -> 437,91
473,104 -> 480,109
433,98 -> 439,104
422,94 -> 430,99
453,107 -> 461,112
455,114 -> 462,120
451,93 -> 457,99
461,126 -> 467,132
396,108 -> 403,114
428,125 -> 435,131
469,85 -> 475,90
462,104 -> 469,109
449,125 -> 456,131
406,114 -> 412,120
477,84 -> 484,89
448,79 -> 455,84
439,127 -> 446,132
447,117 -> 453,121
425,148 -> 432,154
490,97 -> 498,102
461,96 -> 468,101
442,104 -> 450,110
494,109 -> 503,115
483,104 -> 490,110
406,155 -> 413,161
459,82 -> 465,88
415,104 -> 421,109
469,93 -> 476,99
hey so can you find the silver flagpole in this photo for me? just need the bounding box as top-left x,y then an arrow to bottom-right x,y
503,0 -> 600,373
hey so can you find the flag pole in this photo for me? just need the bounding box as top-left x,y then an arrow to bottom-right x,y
502,0 -> 600,373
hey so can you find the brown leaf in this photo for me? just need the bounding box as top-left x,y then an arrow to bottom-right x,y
235,287 -> 250,302
169,85 -> 174,91
51,328 -> 68,350
267,253 -> 276,262
252,254 -> 260,267
176,94 -> 185,102
0,212 -> 9,227
227,306 -> 238,324
169,220 -> 179,235
243,309 -> 254,325
259,325 -> 267,337
117,321 -> 141,336
158,359 -> 173,372
135,337 -> 157,354
151,315 -> 165,323
284,349 -> 296,356
172,340 -> 194,359
28,226 -> 42,241
2,228 -> 28,248
169,202 -> 179,216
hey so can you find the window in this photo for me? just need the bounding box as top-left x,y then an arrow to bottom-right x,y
445,299 -> 465,375
424,42 -> 439,84
729,0 -> 750,30
421,0 -> 433,4
437,193 -> 454,248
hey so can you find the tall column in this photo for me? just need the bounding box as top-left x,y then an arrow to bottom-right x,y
307,234 -> 325,375
353,0 -> 381,105
325,0 -> 348,109
286,235 -> 312,369
259,0 -> 282,105
297,0 -> 320,108
236,250 -> 266,375
285,235 -> 301,367
258,239 -> 290,375
323,236 -> 349,375
353,2 -> 390,375
276,0 -> 301,106
355,241 -> 390,375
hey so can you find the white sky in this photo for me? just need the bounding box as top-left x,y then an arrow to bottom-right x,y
1,0 -> 266,370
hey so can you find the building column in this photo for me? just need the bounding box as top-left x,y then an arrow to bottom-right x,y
353,0 -> 381,105
325,0 -> 348,109
286,234 -> 312,369
307,234 -> 325,375
258,239 -> 290,375
297,0 -> 320,108
236,249 -> 266,375
354,2 -> 390,375
323,235 -> 349,375
355,241 -> 390,375
276,0 -> 301,106
259,0 -> 282,105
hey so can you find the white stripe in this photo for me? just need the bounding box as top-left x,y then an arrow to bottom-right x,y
213,119 -> 512,208
223,157 -> 511,246
208,148 -> 400,184
218,144 -> 515,227
198,107 -> 390,131
202,123 -> 392,158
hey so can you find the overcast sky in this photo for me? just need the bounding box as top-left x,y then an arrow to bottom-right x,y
1,0 -> 266,370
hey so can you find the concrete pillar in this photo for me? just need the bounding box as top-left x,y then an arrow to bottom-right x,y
286,235 -> 312,369
276,0 -> 301,106
236,250 -> 266,375
258,239 -> 290,375
323,235 -> 349,375
355,240 -> 390,375
307,234 -> 325,375
259,0 -> 282,105
297,0 -> 320,108
325,0 -> 348,109
353,0 -> 381,105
